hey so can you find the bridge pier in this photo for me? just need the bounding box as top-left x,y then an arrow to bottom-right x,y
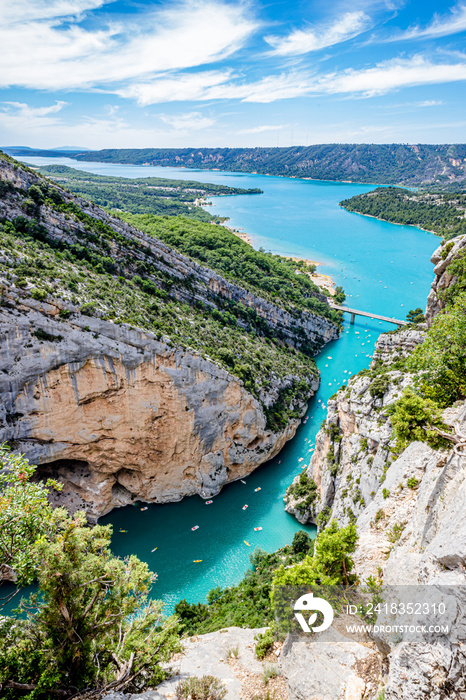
350,313 -> 355,325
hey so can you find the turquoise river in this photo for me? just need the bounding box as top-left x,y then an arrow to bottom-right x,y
19,156 -> 440,612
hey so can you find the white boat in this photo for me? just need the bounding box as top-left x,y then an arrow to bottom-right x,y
191,525 -> 199,531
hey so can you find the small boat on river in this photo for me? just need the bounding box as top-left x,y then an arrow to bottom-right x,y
191,525 -> 199,531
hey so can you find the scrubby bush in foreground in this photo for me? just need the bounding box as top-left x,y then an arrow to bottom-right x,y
0,448 -> 181,699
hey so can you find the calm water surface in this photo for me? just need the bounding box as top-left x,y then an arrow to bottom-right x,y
20,156 -> 439,612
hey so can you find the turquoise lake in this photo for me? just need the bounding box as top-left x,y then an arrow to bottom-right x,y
18,157 -> 440,612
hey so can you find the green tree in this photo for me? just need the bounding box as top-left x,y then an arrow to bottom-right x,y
334,286 -> 346,304
272,520 -> 358,590
291,530 -> 313,554
387,388 -> 448,450
28,185 -> 46,206
0,514 -> 182,698
406,308 -> 425,323
407,294 -> 466,407
0,445 -> 63,591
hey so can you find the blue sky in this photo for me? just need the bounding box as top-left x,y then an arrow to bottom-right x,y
1,0 -> 466,148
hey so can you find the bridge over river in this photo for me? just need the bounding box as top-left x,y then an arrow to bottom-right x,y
330,303 -> 408,327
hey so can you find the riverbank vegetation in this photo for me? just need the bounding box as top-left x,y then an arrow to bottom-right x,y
38,164 -> 262,223
0,214 -> 317,429
0,152 -> 343,428
340,186 -> 466,240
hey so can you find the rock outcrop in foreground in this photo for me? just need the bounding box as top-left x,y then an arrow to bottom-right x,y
102,627 -> 285,700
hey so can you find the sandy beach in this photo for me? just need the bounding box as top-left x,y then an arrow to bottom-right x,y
227,227 -> 336,295
287,256 -> 336,296
227,227 -> 253,245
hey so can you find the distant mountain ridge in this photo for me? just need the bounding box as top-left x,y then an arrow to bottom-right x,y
64,144 -> 466,186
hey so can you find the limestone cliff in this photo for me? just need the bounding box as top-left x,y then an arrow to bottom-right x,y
285,237 -> 466,698
426,234 -> 466,325
0,286 -> 317,520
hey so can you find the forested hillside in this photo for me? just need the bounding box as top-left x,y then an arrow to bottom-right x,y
340,186 -> 466,239
38,164 -> 261,223
66,144 -> 466,186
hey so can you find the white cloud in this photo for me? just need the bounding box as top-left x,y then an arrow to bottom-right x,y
418,99 -> 443,106
0,1 -> 110,23
121,56 -> 466,104
124,71 -> 315,104
0,1 -> 258,90
119,71 -> 234,105
0,101 -> 68,132
385,3 -> 466,41
238,124 -> 289,134
2,101 -> 68,117
160,112 -> 215,131
316,55 -> 466,96
265,11 -> 370,56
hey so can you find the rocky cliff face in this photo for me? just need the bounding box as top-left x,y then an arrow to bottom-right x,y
0,286 -> 315,520
426,234 -> 466,325
284,238 -> 466,699
285,328 -> 425,526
